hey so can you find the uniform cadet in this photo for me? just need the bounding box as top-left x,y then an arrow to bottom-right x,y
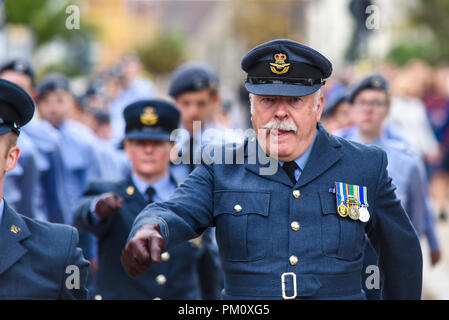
121,39 -> 423,300
35,74 -> 103,271
339,74 -> 441,298
0,79 -> 89,299
74,100 -> 215,300
168,62 -> 221,177
168,62 -> 225,299
0,60 -> 45,220
35,73 -> 103,224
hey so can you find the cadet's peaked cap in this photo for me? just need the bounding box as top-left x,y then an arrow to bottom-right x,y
169,62 -> 219,98
348,74 -> 389,103
123,99 -> 180,141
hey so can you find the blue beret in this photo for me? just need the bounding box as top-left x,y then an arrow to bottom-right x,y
348,74 -> 389,103
169,62 -> 219,98
37,73 -> 71,100
0,78 -> 35,136
322,91 -> 347,118
242,39 -> 332,97
0,59 -> 35,83
123,99 -> 180,141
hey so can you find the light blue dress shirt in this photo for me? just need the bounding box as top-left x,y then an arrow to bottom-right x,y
278,129 -> 318,182
130,172 -> 175,203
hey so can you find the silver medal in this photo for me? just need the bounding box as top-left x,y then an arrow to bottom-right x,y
359,207 -> 370,222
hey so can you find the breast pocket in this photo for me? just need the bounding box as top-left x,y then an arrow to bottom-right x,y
213,190 -> 270,262
318,191 -> 366,261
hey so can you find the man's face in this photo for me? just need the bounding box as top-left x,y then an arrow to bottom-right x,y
0,71 -> 34,96
351,89 -> 389,136
37,90 -> 74,127
250,92 -> 323,162
333,101 -> 353,130
175,89 -> 214,133
124,139 -> 171,179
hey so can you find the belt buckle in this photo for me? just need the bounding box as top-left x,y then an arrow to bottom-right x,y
281,272 -> 297,300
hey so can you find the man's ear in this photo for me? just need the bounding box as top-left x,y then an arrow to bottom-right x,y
316,94 -> 324,122
5,146 -> 20,173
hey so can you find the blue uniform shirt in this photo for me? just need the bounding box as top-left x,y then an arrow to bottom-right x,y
131,172 -> 175,203
279,130 -> 318,181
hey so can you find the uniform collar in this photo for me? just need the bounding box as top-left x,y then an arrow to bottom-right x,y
278,129 -> 318,171
0,202 -> 32,276
131,172 -> 172,200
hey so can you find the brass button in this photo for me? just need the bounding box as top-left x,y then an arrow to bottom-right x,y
161,252 -> 170,262
153,297 -> 161,300
156,274 -> 167,285
289,255 -> 299,266
292,190 -> 301,199
94,294 -> 102,300
291,221 -> 300,231
234,204 -> 242,213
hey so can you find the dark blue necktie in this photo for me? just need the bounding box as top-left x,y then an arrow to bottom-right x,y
282,161 -> 298,184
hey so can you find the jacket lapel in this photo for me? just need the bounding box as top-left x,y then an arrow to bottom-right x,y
244,123 -> 342,188
118,175 -> 147,217
0,203 -> 32,276
296,123 -> 343,188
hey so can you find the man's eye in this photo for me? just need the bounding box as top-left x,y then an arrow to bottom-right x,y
290,97 -> 301,103
261,97 -> 274,102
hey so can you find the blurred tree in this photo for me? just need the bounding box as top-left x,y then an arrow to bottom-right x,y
137,32 -> 186,75
387,0 -> 449,66
231,0 -> 306,48
4,0 -> 97,76
4,0 -> 95,45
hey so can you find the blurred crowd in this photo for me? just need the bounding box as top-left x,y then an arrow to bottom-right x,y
2,53 -> 449,299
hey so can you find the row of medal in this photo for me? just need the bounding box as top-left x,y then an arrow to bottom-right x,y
337,203 -> 370,222
332,182 -> 370,223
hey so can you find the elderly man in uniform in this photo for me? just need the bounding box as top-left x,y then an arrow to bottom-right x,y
0,79 -> 89,299
121,39 -> 422,299
74,100 -> 217,300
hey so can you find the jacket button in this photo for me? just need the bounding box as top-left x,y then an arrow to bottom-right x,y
289,255 -> 299,266
234,204 -> 242,213
161,252 -> 170,262
153,297 -> 161,300
156,274 -> 167,285
292,190 -> 301,198
291,221 -> 300,231
94,294 -> 102,300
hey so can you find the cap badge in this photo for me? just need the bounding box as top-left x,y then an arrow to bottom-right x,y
372,78 -> 382,88
270,53 -> 291,75
140,107 -> 158,126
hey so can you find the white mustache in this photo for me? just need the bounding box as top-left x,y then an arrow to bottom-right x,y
263,119 -> 298,134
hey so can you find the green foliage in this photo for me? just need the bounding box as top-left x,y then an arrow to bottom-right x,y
4,0 -> 96,46
137,33 -> 186,75
387,0 -> 449,66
